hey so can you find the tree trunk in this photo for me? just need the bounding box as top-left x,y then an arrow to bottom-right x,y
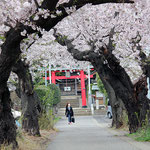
107,89 -> 124,128
0,85 -> 18,148
91,56 -> 149,133
12,59 -> 41,136
92,60 -> 137,132
141,62 -> 150,125
112,97 -> 125,128
133,77 -> 150,126
97,71 -> 124,128
20,91 -> 40,136
0,24 -> 25,147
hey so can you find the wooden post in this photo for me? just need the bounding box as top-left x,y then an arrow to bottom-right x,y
52,71 -> 56,84
80,70 -> 87,107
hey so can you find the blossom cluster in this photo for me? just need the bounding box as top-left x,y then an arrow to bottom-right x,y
55,0 -> 150,82
1,0 -> 150,83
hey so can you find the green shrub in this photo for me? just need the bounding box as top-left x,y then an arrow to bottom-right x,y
49,84 -> 61,105
35,83 -> 61,110
34,79 -> 61,130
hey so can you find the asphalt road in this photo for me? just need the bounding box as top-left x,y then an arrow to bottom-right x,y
47,115 -> 150,150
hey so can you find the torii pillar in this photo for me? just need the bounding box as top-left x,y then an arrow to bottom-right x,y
52,71 -> 56,84
80,70 -> 87,108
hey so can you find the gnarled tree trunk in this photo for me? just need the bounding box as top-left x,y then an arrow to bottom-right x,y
139,52 -> 150,125
91,55 -> 149,133
12,59 -> 41,136
133,77 -> 149,126
0,25 -> 25,147
101,78 -> 124,128
111,97 -> 124,128
0,24 -> 27,147
0,86 -> 18,148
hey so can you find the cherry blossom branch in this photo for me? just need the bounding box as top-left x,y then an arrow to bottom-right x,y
33,0 -> 134,31
53,29 -> 98,61
59,0 -> 134,9
53,29 -> 134,92
0,0 -> 135,89
41,0 -> 59,11
25,40 -> 36,51
33,0 -> 40,8
130,33 -> 150,77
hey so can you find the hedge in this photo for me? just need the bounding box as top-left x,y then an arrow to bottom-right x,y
35,84 -> 61,109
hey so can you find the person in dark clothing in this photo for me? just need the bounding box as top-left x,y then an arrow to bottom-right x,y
65,103 -> 74,124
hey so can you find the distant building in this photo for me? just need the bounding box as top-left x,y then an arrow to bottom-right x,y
44,68 -> 94,108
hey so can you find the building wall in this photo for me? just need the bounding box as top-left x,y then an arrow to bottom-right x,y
58,81 -> 81,96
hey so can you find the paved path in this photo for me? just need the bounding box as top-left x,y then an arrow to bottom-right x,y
47,116 -> 150,150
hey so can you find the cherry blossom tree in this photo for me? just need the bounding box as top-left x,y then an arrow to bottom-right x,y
18,0 -> 150,131
10,31 -> 90,137
53,0 -> 150,133
1,0 -> 133,146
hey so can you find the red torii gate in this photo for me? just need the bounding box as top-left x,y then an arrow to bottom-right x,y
45,69 -> 93,108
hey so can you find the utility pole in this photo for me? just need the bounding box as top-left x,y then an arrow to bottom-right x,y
49,63 -> 51,84
88,65 -> 94,114
45,67 -> 47,87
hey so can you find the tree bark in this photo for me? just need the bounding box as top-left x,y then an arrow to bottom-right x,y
101,78 -> 124,128
0,85 -> 18,148
139,51 -> 150,125
0,24 -> 26,147
94,56 -> 149,133
133,77 -> 149,126
12,59 -> 41,136
111,97 -> 124,128
91,54 -> 146,133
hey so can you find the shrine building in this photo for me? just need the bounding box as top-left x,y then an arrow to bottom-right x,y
44,68 -> 94,108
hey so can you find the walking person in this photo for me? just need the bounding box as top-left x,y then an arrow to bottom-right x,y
65,103 -> 74,124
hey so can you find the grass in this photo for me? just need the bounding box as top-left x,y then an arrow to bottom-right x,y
39,109 -> 61,130
39,113 -> 54,130
17,130 -> 56,150
128,126 -> 150,142
1,129 -> 56,150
